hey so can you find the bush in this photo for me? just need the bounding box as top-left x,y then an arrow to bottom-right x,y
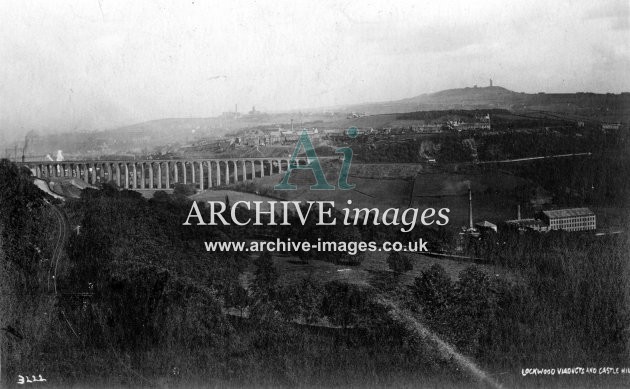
173,183 -> 197,196
411,264 -> 453,315
387,251 -> 413,273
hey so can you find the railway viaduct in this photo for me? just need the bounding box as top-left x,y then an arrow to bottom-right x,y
21,157 -> 314,191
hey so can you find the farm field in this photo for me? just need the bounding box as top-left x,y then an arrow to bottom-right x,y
241,160 -> 415,210
237,162 -> 532,229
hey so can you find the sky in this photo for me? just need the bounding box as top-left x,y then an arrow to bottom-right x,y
0,0 -> 628,141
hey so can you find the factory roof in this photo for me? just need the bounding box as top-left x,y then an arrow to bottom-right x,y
505,218 -> 546,228
542,208 -> 594,219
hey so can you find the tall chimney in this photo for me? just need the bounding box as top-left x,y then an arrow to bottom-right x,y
468,183 -> 473,230
517,204 -> 521,220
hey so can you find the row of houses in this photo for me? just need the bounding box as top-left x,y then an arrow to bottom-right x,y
193,113 -> 497,150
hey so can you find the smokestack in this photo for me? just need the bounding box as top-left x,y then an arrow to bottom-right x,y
22,135 -> 29,162
468,183 -> 473,230
517,205 -> 521,220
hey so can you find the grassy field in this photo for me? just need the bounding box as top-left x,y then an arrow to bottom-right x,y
225,162 -> 531,229
411,170 -> 530,196
235,160 -> 415,210
240,246 -> 518,292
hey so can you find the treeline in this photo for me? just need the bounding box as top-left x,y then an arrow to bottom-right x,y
0,159 -> 50,281
0,160 -> 59,387
413,229 -> 630,368
488,114 -> 574,131
347,134 -> 472,164
476,131 -> 593,160
349,115 -> 628,166
509,156 -> 630,208
396,109 -> 509,121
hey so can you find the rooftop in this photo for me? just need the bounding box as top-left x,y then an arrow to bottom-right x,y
505,218 -> 546,228
542,208 -> 594,219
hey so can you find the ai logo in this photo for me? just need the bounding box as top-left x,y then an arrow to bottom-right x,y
274,127 -> 357,190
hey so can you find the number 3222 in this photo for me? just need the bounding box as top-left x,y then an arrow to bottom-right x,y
17,375 -> 47,384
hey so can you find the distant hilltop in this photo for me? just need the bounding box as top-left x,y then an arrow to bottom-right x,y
339,85 -> 630,117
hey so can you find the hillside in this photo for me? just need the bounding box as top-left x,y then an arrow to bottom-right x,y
340,86 -> 630,119
338,86 -> 623,116
13,86 -> 629,159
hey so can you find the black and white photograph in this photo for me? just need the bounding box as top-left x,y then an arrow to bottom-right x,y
1,1 -> 629,388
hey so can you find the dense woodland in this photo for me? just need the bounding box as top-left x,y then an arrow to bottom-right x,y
1,139 -> 629,387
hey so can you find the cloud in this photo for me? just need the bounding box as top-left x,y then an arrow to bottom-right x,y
353,23 -> 489,55
584,0 -> 630,30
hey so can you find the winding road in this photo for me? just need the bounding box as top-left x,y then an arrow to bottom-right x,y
45,201 -> 69,295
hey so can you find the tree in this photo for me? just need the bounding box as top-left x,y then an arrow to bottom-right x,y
173,183 -> 196,197
0,159 -> 47,277
276,277 -> 323,323
251,250 -> 278,303
387,251 -> 413,273
0,161 -> 55,385
321,281 -> 376,329
449,266 -> 497,356
411,264 -> 453,318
